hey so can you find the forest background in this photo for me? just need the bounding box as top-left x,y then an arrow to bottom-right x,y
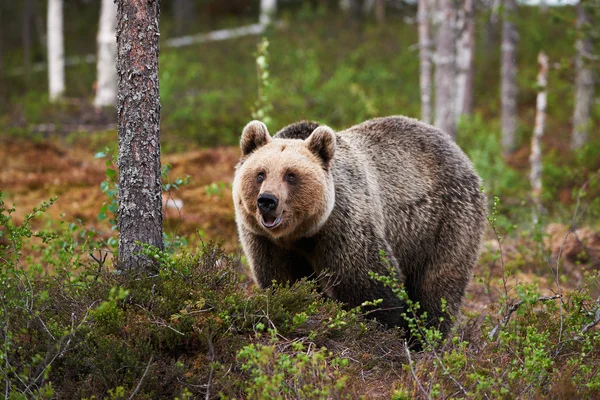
0,0 -> 599,398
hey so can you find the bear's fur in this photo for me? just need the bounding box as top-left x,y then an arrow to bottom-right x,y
232,116 -> 486,340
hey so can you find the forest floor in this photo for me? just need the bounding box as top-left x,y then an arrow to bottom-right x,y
2,135 -> 598,318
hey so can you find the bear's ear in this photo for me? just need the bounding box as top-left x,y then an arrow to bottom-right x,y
306,126 -> 336,168
241,121 -> 272,156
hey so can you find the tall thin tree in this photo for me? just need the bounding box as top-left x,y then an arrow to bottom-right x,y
434,0 -> 457,138
501,0 -> 518,156
47,0 -> 65,101
260,0 -> 277,25
374,0 -> 385,24
94,0 -> 118,108
116,0 -> 164,271
455,0 -> 475,119
418,0 -> 433,125
530,52 -> 548,221
571,0 -> 596,150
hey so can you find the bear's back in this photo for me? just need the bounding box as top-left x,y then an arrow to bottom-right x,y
274,121 -> 320,140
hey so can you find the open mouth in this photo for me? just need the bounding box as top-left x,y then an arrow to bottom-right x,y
260,214 -> 283,229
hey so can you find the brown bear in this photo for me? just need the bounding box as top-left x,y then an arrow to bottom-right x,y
232,116 -> 486,341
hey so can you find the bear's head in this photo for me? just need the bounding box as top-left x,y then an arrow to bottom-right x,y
233,121 -> 336,240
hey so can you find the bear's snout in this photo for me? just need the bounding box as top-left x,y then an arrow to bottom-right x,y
257,193 -> 279,213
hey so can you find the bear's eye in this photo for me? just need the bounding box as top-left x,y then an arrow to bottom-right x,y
257,172 -> 265,183
285,173 -> 296,183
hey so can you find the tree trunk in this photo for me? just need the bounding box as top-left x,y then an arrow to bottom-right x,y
173,0 -> 195,36
418,0 -> 433,125
260,0 -> 277,25
455,0 -> 475,119
23,0 -> 33,85
571,0 -> 595,150
434,0 -> 457,138
116,0 -> 163,271
349,0 -> 365,19
374,0 -> 385,24
530,52 -> 548,221
501,0 -> 518,156
47,0 -> 65,101
94,0 -> 117,108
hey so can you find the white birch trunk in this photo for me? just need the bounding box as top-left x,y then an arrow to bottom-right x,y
418,0 -> 433,124
434,0 -> 457,138
94,0 -> 117,107
47,0 -> 65,101
260,0 -> 277,25
501,0 -> 518,156
571,1 -> 595,150
455,0 -> 474,119
529,52 -> 548,220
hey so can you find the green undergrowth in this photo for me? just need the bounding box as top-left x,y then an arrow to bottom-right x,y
2,188 -> 600,398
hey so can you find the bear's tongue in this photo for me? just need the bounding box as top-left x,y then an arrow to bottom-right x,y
261,214 -> 281,228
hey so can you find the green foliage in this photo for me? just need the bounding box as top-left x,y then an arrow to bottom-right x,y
237,339 -> 348,399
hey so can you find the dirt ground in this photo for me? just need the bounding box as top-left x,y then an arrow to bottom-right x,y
0,138 -> 240,252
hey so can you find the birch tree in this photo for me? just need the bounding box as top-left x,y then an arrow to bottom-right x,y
94,0 -> 117,108
455,0 -> 475,118
434,0 -> 457,138
571,0 -> 596,150
501,0 -> 518,156
418,0 -> 433,124
260,0 -> 277,25
47,0 -> 65,101
530,52 -> 548,221
116,0 -> 163,271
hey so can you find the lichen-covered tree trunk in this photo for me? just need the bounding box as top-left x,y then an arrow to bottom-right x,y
571,0 -> 596,150
418,0 -> 432,125
501,0 -> 518,156
529,52 -> 548,221
94,0 -> 117,108
434,0 -> 457,138
47,0 -> 65,101
455,0 -> 475,119
116,0 -> 163,271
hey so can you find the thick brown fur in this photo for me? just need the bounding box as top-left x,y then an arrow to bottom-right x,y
232,116 -> 486,342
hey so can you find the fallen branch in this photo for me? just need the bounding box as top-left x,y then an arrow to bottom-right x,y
129,355 -> 154,400
489,294 -> 562,340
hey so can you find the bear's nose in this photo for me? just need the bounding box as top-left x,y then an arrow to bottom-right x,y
257,193 -> 279,213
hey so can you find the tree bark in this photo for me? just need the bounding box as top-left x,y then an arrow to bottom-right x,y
418,0 -> 433,125
94,0 -> 117,108
530,52 -> 548,221
571,0 -> 595,150
116,0 -> 163,271
455,0 -> 475,119
501,0 -> 518,156
374,0 -> 385,24
434,0 -> 457,138
47,0 -> 65,101
260,0 -> 277,25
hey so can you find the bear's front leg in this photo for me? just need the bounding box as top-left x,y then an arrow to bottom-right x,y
240,228 -> 314,289
312,231 -> 409,330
